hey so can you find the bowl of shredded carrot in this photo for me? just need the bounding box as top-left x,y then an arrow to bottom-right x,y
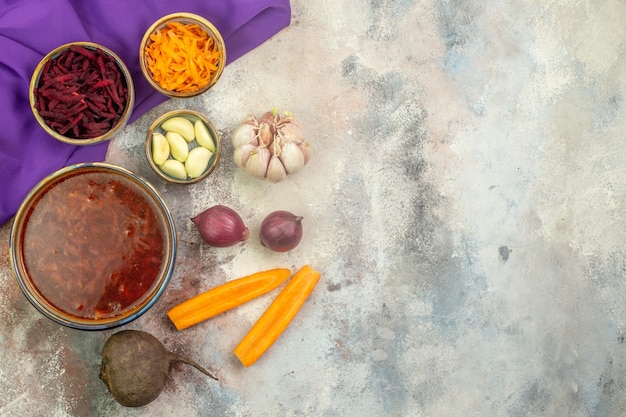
29,42 -> 135,146
140,13 -> 226,98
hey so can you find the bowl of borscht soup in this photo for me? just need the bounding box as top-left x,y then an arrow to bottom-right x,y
9,162 -> 177,330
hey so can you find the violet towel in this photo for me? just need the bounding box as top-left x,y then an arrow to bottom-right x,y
0,0 -> 291,226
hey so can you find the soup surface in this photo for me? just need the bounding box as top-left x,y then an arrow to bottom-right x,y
21,170 -> 166,320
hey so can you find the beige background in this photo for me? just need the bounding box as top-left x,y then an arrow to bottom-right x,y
1,1 -> 625,416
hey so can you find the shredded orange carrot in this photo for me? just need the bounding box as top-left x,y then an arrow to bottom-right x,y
233,264 -> 321,367
167,268 -> 292,330
145,21 -> 221,93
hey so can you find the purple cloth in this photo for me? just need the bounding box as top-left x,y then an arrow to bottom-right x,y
0,0 -> 290,225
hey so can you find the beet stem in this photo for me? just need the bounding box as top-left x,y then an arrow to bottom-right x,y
169,353 -> 218,381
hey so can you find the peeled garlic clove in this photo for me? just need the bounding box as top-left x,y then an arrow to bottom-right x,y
245,147 -> 270,179
185,146 -> 213,178
279,141 -> 305,174
159,159 -> 187,180
266,154 -> 287,183
161,117 -> 195,142
194,120 -> 216,152
233,143 -> 256,169
151,132 -> 170,165
231,115 -> 258,148
165,131 -> 189,162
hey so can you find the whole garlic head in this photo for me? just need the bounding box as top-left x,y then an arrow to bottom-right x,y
231,109 -> 310,182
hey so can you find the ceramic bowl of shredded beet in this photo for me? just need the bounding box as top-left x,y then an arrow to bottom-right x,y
29,42 -> 135,146
139,13 -> 226,98
9,163 -> 177,330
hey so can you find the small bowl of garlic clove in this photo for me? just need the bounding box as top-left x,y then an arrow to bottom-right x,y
146,109 -> 221,184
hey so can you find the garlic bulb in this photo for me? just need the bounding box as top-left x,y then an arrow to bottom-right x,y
231,109 -> 310,183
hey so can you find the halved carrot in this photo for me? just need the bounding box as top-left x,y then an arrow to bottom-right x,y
234,264 -> 321,367
167,268 -> 292,330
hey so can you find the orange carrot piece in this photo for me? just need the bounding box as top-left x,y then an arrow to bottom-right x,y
234,264 -> 321,367
167,268 -> 292,330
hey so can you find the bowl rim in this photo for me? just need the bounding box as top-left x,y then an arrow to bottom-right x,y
139,12 -> 226,98
8,162 -> 177,331
29,41 -> 135,146
145,109 -> 222,184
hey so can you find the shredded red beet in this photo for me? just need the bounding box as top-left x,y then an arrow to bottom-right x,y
34,45 -> 130,139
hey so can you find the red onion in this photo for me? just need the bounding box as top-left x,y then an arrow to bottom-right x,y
192,205 -> 249,247
259,210 -> 303,252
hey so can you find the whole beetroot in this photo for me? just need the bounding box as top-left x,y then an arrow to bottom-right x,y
99,330 -> 217,407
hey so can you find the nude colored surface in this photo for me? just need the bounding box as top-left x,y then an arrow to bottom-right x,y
1,1 -> 625,416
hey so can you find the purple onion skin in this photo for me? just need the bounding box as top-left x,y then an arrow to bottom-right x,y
259,210 -> 303,252
192,205 -> 249,247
